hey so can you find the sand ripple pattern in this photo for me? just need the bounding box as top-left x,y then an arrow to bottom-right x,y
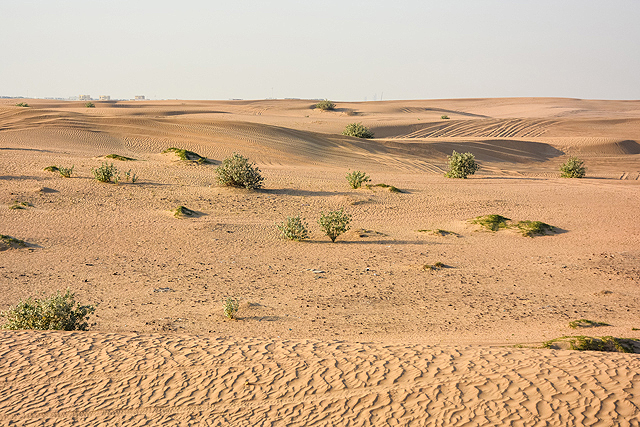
0,331 -> 638,426
394,119 -> 557,139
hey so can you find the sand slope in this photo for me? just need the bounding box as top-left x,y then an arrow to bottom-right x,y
1,330 -> 639,426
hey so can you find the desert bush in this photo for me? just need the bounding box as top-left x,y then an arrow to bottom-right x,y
543,336 -> 639,353
276,215 -> 309,241
58,165 -> 74,178
514,220 -> 554,237
441,115 -> 450,120
560,157 -> 586,178
173,206 -> 196,218
318,208 -> 351,242
342,123 -> 374,139
0,234 -> 26,248
106,154 -> 136,161
15,102 -> 29,107
85,102 -> 95,108
222,297 -> 240,320
315,99 -> 336,111
92,162 -> 117,183
346,171 -> 370,189
9,201 -> 32,210
1,289 -> 95,331
215,153 -> 264,189
162,147 -> 207,164
367,183 -> 402,193
123,169 -> 138,183
444,151 -> 479,178
470,214 -> 510,231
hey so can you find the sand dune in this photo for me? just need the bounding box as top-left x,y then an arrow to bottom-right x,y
1,97 -> 639,424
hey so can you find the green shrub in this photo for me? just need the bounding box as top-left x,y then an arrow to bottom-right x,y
92,162 -> 117,183
123,169 -> 138,183
315,99 -> 336,111
542,336 -> 639,353
173,206 -> 196,218
105,154 -> 136,161
470,214 -> 510,231
276,215 -> 309,241
441,115 -> 450,120
58,165 -> 74,178
222,297 -> 240,320
215,153 -> 264,189
162,147 -> 207,163
15,102 -> 29,107
9,201 -> 32,210
1,289 -> 95,331
85,102 -> 95,108
318,208 -> 351,242
515,220 -> 554,237
346,171 -> 370,189
560,157 -> 586,178
367,183 -> 402,193
342,123 -> 374,139
0,234 -> 26,248
444,150 -> 479,178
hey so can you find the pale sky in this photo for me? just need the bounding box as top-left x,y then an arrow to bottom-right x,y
2,0 -> 640,101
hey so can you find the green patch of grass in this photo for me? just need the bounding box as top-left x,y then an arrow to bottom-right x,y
44,166 -> 59,173
106,154 -> 137,161
9,201 -> 32,210
422,262 -> 445,271
569,319 -> 610,329
542,336 -> 639,353
58,165 -> 74,178
173,206 -> 196,218
470,214 -> 511,232
418,229 -> 460,237
15,102 -> 29,107
162,147 -> 208,164
515,220 -> 555,237
366,183 -> 402,193
0,235 -> 27,248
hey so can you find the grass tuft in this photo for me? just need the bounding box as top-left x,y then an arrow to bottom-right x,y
542,336 -> 639,353
106,154 -> 137,161
569,319 -> 610,329
162,147 -> 208,164
422,262 -> 445,271
173,206 -> 196,218
44,166 -> 59,173
0,235 -> 27,249
222,297 -> 240,320
470,214 -> 511,232
418,229 -> 460,237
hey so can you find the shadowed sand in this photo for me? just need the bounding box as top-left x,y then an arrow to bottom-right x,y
1,97 -> 639,425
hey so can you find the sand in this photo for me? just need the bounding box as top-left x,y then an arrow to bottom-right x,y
1,97 -> 639,425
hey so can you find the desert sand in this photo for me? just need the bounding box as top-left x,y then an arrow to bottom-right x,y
1,97 -> 639,425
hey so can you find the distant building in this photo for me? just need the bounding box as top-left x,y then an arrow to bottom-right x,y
99,95 -> 110,101
79,95 -> 91,101
134,95 -> 145,100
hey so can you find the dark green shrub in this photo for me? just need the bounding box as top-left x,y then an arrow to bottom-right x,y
92,162 -> 117,183
441,115 -> 450,120
342,123 -> 374,139
315,99 -> 336,110
318,208 -> 351,242
444,151 -> 479,178
1,289 -> 95,331
215,153 -> 264,189
560,157 -> 586,178
85,102 -> 95,108
58,165 -> 74,178
346,171 -> 370,189
15,102 -> 29,107
276,216 -> 309,241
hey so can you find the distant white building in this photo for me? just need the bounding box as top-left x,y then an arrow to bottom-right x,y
79,95 -> 91,101
99,95 -> 110,101
134,95 -> 145,100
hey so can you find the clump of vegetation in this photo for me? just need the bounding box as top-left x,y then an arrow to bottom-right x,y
1,289 -> 95,331
162,147 -> 208,164
515,220 -> 554,237
318,208 -> 351,242
9,201 -> 33,210
315,99 -> 336,111
560,156 -> 586,178
123,169 -> 138,183
215,153 -> 264,189
342,123 -> 374,139
543,336 -> 639,353
15,102 -> 29,107
418,229 -> 460,237
276,215 -> 309,241
173,206 -> 196,218
92,162 -> 118,183
346,171 -> 370,189
58,165 -> 74,178
470,214 -> 511,232
106,154 -> 136,161
222,297 -> 240,320
44,166 -> 59,173
441,115 -> 450,120
85,102 -> 95,108
569,319 -> 610,329
367,183 -> 401,193
0,235 -> 27,249
444,151 -> 479,179
422,262 -> 445,271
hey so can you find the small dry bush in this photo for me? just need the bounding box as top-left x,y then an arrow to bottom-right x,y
318,208 -> 351,242
215,153 -> 264,189
315,99 -> 335,110
58,165 -> 74,178
342,123 -> 374,139
346,171 -> 370,189
560,157 -> 586,178
106,154 -> 136,161
1,289 -> 95,331
92,162 -> 118,183
277,216 -> 309,241
222,297 -> 240,320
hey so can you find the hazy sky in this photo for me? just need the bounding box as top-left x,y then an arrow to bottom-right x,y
2,0 -> 640,101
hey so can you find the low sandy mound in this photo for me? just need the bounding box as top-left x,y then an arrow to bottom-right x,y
0,330 -> 638,426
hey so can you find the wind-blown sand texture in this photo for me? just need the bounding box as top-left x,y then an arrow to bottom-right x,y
1,97 -> 639,424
